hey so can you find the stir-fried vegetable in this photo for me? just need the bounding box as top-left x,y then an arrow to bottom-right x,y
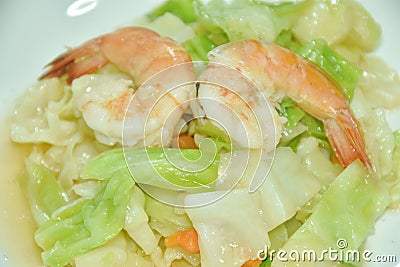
23,160 -> 69,225
10,0 -> 400,266
81,148 -> 219,188
35,171 -> 134,267
275,161 -> 390,266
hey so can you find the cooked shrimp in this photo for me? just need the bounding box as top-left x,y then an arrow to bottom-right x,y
41,27 -> 195,146
193,63 -> 282,153
196,40 -> 372,170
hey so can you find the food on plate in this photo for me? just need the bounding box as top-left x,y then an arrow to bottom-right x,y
9,0 -> 400,266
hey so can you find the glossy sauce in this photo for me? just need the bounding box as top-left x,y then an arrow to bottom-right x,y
0,114 -> 43,267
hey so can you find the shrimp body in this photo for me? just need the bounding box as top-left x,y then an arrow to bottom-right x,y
194,63 -> 282,153
198,40 -> 372,169
41,27 -> 195,146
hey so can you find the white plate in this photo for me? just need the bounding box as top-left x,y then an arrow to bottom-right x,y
0,1 -> 399,266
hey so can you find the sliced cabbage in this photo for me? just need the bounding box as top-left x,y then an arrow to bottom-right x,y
11,78 -> 82,146
12,76 -> 109,188
196,142 -> 340,261
80,147 -> 219,189
211,144 -> 333,232
295,137 -> 342,187
268,223 -> 289,252
360,109 -> 395,178
185,189 -> 269,267
27,138 -> 108,189
195,0 -> 308,43
74,233 -> 152,267
292,0 -> 381,50
124,186 -> 158,255
56,139 -> 109,187
75,232 -> 153,267
139,12 -> 196,43
72,180 -> 104,199
23,160 -> 69,226
258,147 -> 322,230
146,196 -> 193,237
149,245 -> 199,267
341,0 -> 382,52
164,247 -> 201,266
182,34 -> 216,61
273,161 -> 390,266
351,90 -> 396,178
75,233 -> 128,267
357,56 -> 400,110
34,173 -> 134,267
292,0 -> 351,45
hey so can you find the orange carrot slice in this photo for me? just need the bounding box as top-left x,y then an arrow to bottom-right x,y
178,134 -> 198,149
241,259 -> 262,267
164,228 -> 200,254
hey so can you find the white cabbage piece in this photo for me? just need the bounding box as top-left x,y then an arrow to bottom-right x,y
272,161 -> 390,267
184,145 -> 335,266
138,12 -> 195,43
72,180 -> 104,198
208,144 -> 329,232
198,0 -> 295,43
215,149 -> 275,192
267,223 -> 289,252
28,138 -> 107,189
74,233 -> 152,267
149,218 -> 188,239
185,189 -> 269,267
259,147 -> 323,230
331,43 -> 364,65
149,246 -> 178,267
146,196 -> 193,237
292,0 -> 352,45
293,0 -> 380,50
57,138 -> 109,188
342,0 -> 381,52
11,78 -> 82,146
164,248 -> 200,267
150,245 -> 196,267
360,108 -> 395,178
357,56 -> 400,110
74,233 -> 127,267
351,89 -> 396,178
124,186 -> 159,255
295,137 -> 342,187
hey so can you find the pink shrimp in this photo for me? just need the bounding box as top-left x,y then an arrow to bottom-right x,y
40,26 -> 193,84
199,40 -> 372,170
39,27 -> 195,147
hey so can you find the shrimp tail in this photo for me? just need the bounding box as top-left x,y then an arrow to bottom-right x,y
39,38 -> 108,84
324,109 -> 374,172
